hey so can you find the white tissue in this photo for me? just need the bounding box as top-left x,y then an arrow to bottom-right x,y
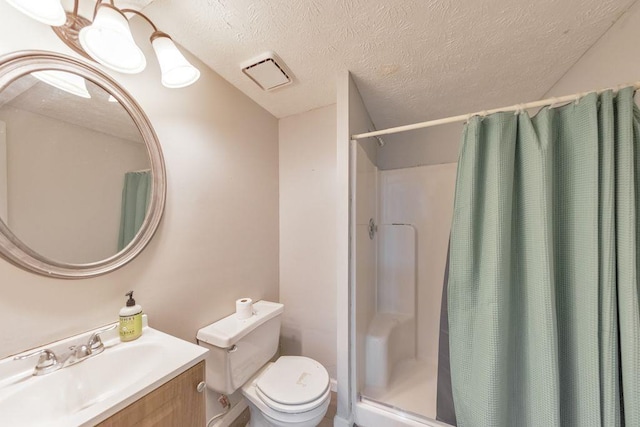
236,298 -> 253,320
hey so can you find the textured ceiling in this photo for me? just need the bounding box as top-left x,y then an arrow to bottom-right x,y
142,0 -> 635,132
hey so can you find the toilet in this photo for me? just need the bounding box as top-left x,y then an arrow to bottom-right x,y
197,300 -> 331,427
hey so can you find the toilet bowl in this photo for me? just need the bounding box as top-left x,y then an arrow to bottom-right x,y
242,356 -> 331,427
196,301 -> 331,427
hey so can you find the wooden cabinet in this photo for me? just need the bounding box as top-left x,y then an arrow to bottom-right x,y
97,361 -> 205,427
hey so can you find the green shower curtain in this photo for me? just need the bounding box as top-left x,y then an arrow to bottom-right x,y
117,170 -> 151,251
448,87 -> 640,427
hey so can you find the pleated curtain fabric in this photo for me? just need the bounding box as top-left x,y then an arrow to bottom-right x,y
448,87 -> 640,427
117,170 -> 151,251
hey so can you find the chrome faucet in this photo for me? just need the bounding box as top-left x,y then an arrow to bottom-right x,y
13,324 -> 118,376
60,344 -> 93,368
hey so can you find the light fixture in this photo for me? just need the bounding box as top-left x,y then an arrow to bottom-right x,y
32,70 -> 92,98
4,0 -> 66,26
4,0 -> 200,88
79,4 -> 146,74
151,32 -> 200,88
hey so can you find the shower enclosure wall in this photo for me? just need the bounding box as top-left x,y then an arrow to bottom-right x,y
350,140 -> 457,426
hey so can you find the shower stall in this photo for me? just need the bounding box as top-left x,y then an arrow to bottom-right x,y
348,138 -> 457,427
338,73 -> 640,427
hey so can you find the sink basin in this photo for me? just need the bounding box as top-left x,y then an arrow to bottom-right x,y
0,320 -> 207,426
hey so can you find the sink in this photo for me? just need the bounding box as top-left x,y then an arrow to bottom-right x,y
0,319 -> 208,426
0,342 -> 164,425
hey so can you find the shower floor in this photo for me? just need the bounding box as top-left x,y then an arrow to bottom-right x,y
363,358 -> 438,420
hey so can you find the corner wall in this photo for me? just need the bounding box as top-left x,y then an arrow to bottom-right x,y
278,104 -> 337,379
334,71 -> 379,426
0,2 -> 279,360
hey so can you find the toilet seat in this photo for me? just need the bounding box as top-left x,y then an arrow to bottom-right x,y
256,356 -> 330,413
241,357 -> 332,425
245,387 -> 330,426
257,383 -> 331,414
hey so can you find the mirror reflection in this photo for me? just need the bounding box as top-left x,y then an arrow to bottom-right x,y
0,70 -> 151,264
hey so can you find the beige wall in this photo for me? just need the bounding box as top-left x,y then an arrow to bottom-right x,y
0,106 -> 149,264
278,104 -> 337,379
0,2 -> 279,359
376,123 -> 462,170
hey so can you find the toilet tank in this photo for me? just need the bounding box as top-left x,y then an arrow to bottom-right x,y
197,300 -> 284,394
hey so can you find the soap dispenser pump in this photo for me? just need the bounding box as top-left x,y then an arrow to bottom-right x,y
119,291 -> 142,342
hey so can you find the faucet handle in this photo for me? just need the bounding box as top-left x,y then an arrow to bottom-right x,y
72,344 -> 92,359
87,324 -> 118,354
14,349 -> 61,376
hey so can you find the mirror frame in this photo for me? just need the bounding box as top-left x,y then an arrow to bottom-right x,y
0,51 -> 166,279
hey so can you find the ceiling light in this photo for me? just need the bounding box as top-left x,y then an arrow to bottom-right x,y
4,0 -> 66,26
32,70 -> 92,98
5,0 -> 200,89
151,32 -> 200,88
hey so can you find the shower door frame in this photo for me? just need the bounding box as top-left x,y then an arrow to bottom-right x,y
344,139 -> 450,427
336,71 -> 451,427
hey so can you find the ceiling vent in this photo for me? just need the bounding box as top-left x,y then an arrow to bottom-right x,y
241,52 -> 293,91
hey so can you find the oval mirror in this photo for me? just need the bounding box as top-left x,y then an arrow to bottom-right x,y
0,51 -> 165,278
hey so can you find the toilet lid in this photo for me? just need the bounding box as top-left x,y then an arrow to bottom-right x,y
256,356 -> 329,406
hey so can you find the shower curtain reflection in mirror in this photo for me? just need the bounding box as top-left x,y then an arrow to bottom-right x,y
118,170 -> 151,251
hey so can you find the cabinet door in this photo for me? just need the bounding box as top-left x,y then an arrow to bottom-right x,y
97,361 -> 205,427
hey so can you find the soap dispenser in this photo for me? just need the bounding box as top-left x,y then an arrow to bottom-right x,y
119,291 -> 142,342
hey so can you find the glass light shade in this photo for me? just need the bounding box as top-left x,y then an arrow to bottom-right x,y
108,94 -> 117,102
4,0 -> 66,26
32,70 -> 91,98
151,35 -> 200,88
78,5 -> 146,74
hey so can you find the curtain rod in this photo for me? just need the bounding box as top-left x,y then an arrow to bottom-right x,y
351,81 -> 640,141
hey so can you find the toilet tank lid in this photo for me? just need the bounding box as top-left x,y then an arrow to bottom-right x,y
196,300 -> 284,348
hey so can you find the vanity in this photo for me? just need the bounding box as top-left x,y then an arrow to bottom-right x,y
97,361 -> 205,426
0,318 -> 208,426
